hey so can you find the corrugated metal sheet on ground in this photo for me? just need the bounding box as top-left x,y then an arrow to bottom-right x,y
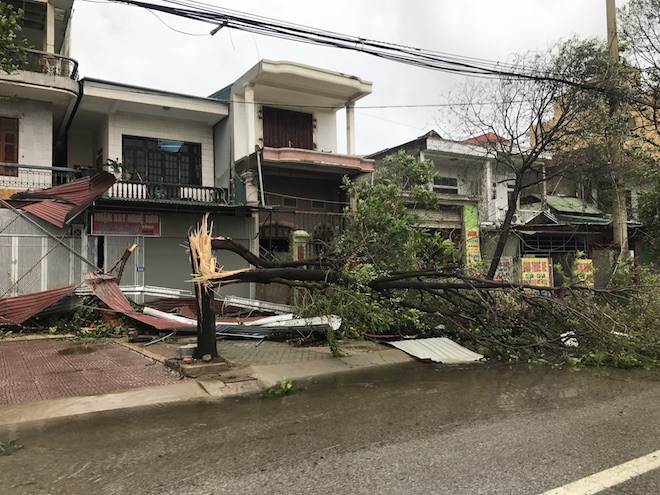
83,272 -> 196,331
0,286 -> 74,325
12,172 -> 116,228
389,337 -> 483,364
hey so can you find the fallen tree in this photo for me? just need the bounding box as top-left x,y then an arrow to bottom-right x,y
189,153 -> 660,368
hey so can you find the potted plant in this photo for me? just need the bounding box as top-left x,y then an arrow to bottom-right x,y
106,158 -> 132,180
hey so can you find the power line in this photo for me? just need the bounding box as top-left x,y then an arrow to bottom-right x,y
89,0 -> 659,109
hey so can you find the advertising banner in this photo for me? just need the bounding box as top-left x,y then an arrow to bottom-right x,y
574,259 -> 594,287
91,210 -> 161,237
463,204 -> 482,266
521,257 -> 553,287
494,256 -> 514,282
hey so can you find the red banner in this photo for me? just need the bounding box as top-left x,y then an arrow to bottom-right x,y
91,210 -> 161,237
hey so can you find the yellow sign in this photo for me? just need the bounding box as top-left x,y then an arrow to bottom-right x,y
521,257 -> 553,287
574,259 -> 594,287
465,228 -> 481,266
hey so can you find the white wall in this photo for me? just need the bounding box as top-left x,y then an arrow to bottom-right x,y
231,94 -> 249,162
107,112 -> 215,186
315,110 -> 338,153
1,99 -> 53,166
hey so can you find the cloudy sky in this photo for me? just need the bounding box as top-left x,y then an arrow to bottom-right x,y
70,0 -> 625,155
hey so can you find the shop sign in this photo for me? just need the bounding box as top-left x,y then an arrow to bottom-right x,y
574,259 -> 594,287
521,257 -> 553,287
494,256 -> 513,282
92,210 -> 161,237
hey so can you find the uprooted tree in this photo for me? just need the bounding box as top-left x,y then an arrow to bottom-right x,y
190,150 -> 660,368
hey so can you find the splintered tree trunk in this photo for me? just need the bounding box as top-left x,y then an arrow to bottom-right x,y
190,251 -> 218,359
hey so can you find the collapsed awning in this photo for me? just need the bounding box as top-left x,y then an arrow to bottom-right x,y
11,172 -> 116,228
0,286 -> 74,326
83,272 -> 196,331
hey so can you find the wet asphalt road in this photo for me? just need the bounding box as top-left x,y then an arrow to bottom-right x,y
1,363 -> 660,495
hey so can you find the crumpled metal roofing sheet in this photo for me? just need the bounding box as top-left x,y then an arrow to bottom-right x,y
12,172 -> 116,228
0,286 -> 75,326
83,272 -> 196,331
389,337 -> 484,364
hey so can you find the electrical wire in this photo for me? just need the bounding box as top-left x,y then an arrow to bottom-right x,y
90,0 -> 659,110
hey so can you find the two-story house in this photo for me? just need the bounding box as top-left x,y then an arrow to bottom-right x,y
210,60 -> 375,258
367,130 -> 520,265
369,131 -> 618,285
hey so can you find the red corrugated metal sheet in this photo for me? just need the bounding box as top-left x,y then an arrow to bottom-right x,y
83,272 -> 196,331
0,286 -> 75,326
12,172 -> 116,228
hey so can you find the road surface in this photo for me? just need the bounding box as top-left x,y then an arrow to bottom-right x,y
1,363 -> 659,494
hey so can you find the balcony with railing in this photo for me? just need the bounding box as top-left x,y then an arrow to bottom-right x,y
23,49 -> 79,80
0,164 -> 76,192
105,179 -> 229,205
0,50 -> 79,103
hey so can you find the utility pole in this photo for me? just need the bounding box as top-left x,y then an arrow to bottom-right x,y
606,0 -> 630,258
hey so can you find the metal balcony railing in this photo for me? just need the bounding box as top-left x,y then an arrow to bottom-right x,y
22,49 -> 79,80
0,163 -> 76,190
106,179 -> 229,204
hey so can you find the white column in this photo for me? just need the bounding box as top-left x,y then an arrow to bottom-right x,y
244,84 -> 257,154
46,3 -> 55,53
346,102 -> 356,155
484,159 -> 495,225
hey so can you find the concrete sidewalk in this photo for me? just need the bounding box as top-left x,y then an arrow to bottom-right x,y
0,336 -> 413,426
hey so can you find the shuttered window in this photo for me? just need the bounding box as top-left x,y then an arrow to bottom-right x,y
0,117 -> 19,177
262,107 -> 314,150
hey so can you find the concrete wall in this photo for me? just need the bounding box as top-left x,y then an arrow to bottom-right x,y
213,117 -> 232,192
314,110 -> 337,152
0,99 -> 53,166
67,127 -> 95,167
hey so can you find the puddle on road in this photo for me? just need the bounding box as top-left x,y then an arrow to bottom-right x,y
57,344 -> 102,355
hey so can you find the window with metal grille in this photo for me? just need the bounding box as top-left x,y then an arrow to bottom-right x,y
520,234 -> 587,254
433,176 -> 458,195
122,136 -> 201,185
0,117 -> 18,177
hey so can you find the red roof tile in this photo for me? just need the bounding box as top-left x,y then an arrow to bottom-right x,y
11,172 -> 116,228
463,132 -> 512,146
0,286 -> 75,326
83,272 -> 196,331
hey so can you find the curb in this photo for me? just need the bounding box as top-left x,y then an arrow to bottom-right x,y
0,340 -> 414,427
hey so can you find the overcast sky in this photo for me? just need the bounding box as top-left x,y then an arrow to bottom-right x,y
70,0 -> 626,155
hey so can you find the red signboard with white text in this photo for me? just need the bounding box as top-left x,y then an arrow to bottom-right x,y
92,210 -> 161,237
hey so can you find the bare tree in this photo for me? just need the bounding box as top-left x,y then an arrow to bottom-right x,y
619,0 -> 660,143
445,39 -> 612,279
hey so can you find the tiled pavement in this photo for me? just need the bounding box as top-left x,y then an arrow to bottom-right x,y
143,338 -> 336,366
0,337 -> 389,407
0,339 -> 184,405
